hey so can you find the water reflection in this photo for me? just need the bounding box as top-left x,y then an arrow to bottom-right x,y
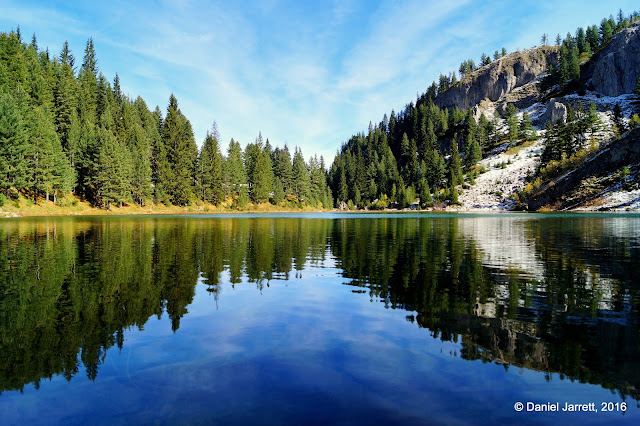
0,214 -> 639,402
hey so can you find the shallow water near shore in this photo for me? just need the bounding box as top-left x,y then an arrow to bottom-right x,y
1,213 -> 639,424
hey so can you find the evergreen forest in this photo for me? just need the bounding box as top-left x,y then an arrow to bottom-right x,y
0,30 -> 330,210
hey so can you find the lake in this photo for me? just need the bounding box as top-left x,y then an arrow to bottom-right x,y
1,213 -> 639,424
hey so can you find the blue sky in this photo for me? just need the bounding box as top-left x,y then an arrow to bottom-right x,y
1,1 -> 637,163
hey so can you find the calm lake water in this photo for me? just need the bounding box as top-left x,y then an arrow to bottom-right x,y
1,213 -> 639,424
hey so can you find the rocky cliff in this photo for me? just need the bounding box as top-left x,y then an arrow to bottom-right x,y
434,46 -> 560,111
587,21 -> 640,96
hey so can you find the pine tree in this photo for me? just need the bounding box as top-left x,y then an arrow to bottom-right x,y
78,37 -> 98,125
95,128 -> 132,208
586,25 -> 599,51
587,101 -> 601,135
28,106 -> 75,202
292,147 -> 311,203
53,51 -> 76,149
309,155 -> 327,205
541,33 -> 549,45
224,138 -> 247,201
126,103 -> 153,206
337,168 -> 348,204
272,145 -> 293,195
600,18 -> 613,44
0,94 -> 28,197
449,170 -> 460,205
519,111 -> 535,141
568,47 -> 580,81
172,115 -> 198,205
505,104 -> 519,145
448,138 -> 463,186
419,180 -> 433,208
406,138 -> 419,186
613,103 -> 626,134
272,176 -> 285,205
159,94 -> 197,205
541,122 -> 562,164
199,125 -> 224,205
467,139 -> 482,170
251,142 -> 274,204
59,40 -> 75,69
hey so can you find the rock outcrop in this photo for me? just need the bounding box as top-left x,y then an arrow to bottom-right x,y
434,46 -> 560,111
539,100 -> 567,125
588,21 -> 640,96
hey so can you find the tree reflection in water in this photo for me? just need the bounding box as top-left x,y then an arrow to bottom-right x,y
0,215 -> 639,400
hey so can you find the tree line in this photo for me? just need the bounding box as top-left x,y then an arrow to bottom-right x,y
0,29 -> 329,209
543,9 -> 640,90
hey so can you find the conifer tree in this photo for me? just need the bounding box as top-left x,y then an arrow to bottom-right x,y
448,169 -> 460,205
78,37 -> 98,125
541,122 -> 562,164
600,18 -> 613,44
53,50 -> 77,148
251,140 -> 274,204
199,124 -> 224,205
95,128 -> 131,208
158,94 -> 197,205
272,176 -> 285,205
419,180 -> 433,208
128,121 -> 152,206
467,139 -> 482,170
449,138 -> 463,186
568,47 -> 580,81
307,155 -> 324,204
519,111 -> 535,141
28,106 -> 75,202
224,138 -> 247,201
337,168 -> 348,205
59,40 -> 75,69
292,147 -> 311,203
613,103 -> 626,134
172,115 -> 198,205
0,94 -> 28,197
272,145 -> 293,195
505,104 -> 519,145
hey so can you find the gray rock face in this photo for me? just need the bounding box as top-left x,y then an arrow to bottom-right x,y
589,22 -> 640,96
540,101 -> 567,125
434,46 -> 559,111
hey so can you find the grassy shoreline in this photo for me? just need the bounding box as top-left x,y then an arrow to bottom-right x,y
0,196 -> 328,218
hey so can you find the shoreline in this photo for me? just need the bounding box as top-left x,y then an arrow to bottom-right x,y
3,203 -> 638,218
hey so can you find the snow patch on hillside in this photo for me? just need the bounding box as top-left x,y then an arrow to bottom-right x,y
455,91 -> 637,212
457,139 -> 544,211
